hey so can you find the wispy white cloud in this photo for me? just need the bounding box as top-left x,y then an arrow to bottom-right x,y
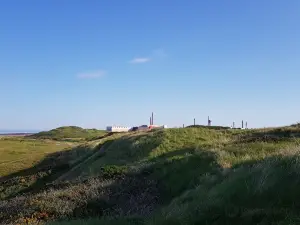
77,70 -> 106,79
129,57 -> 151,64
129,49 -> 167,64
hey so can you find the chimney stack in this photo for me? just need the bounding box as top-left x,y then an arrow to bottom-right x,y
151,112 -> 154,125
208,116 -> 211,126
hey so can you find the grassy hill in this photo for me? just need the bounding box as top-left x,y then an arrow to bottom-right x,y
30,126 -> 107,141
0,138 -> 75,178
2,126 -> 300,224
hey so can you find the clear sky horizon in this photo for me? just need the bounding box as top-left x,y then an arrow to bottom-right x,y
1,0 -> 300,130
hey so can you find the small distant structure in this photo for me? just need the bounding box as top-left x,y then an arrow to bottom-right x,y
240,120 -> 247,129
230,120 -> 248,129
106,126 -> 131,132
151,112 -> 154,125
149,124 -> 167,130
138,125 -> 149,131
208,116 -> 212,126
148,112 -> 166,129
107,112 -> 167,133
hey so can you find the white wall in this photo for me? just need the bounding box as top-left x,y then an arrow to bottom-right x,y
106,126 -> 131,132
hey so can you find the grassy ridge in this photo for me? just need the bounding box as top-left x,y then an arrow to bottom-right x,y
30,126 -> 107,141
2,127 -> 300,224
0,138 -> 99,201
49,127 -> 300,225
0,138 -> 75,177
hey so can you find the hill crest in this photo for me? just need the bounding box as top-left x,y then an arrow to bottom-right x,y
29,126 -> 106,141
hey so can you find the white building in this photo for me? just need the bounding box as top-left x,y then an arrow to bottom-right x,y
106,126 -> 132,132
149,125 -> 167,129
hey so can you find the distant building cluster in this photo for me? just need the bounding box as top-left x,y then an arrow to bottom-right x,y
106,112 -> 167,133
106,113 -> 248,133
231,120 -> 248,129
106,126 -> 132,133
106,124 -> 167,133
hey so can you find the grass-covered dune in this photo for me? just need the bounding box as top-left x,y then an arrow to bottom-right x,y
29,126 -> 107,141
0,138 -> 75,178
2,126 -> 300,224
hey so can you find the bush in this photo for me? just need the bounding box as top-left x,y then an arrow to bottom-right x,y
100,165 -> 128,179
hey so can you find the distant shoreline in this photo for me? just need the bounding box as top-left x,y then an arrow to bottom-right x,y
0,133 -> 36,137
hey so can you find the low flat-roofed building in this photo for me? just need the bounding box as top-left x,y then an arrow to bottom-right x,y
106,126 -> 132,132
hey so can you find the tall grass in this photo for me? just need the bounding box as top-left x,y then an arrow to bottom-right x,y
3,126 -> 300,224
30,126 -> 107,141
0,138 -> 75,177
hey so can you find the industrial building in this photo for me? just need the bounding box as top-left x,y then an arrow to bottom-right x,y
149,125 -> 167,129
106,124 -> 167,133
106,126 -> 132,132
106,112 -> 167,133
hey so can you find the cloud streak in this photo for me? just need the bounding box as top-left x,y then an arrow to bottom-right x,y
77,70 -> 106,79
129,57 -> 150,64
129,49 -> 167,64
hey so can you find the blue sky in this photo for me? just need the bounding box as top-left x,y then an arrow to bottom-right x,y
1,0 -> 300,130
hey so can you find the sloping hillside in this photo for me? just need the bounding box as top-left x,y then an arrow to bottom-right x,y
2,127 -> 300,224
30,126 -> 107,141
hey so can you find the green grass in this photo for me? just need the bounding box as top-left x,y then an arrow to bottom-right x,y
75,128 -> 230,177
3,126 -> 300,224
55,132 -> 127,181
0,138 -> 75,177
148,154 -> 300,225
29,126 -> 107,141
0,135 -> 112,202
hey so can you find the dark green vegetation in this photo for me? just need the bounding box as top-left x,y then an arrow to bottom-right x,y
187,124 -> 231,130
30,126 -> 107,141
2,125 -> 300,224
